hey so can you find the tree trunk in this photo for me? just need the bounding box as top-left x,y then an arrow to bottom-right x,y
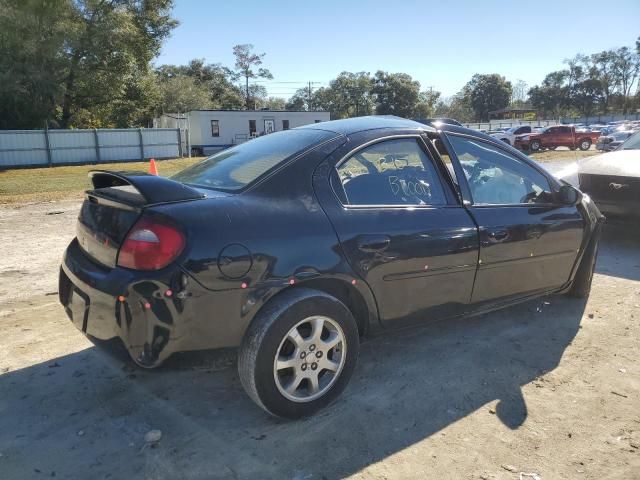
60,66 -> 77,129
245,75 -> 249,110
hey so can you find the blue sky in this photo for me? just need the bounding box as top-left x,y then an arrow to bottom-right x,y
157,0 -> 640,99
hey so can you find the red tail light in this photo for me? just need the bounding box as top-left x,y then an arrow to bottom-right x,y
117,217 -> 185,271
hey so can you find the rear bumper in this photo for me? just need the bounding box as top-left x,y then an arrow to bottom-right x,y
60,239 -> 248,367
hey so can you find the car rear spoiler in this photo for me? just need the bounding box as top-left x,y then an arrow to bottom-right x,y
88,170 -> 205,207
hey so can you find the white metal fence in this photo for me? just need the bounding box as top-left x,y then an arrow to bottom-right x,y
462,120 -> 559,131
0,128 -> 182,169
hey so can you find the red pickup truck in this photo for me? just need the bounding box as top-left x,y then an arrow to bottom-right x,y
514,125 -> 600,151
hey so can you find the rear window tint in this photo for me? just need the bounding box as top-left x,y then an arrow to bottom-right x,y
172,129 -> 336,192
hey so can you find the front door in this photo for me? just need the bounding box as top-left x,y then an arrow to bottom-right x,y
320,134 -> 479,327
264,119 -> 275,134
444,134 -> 584,303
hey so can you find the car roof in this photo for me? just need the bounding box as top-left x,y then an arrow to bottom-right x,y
298,115 -> 436,135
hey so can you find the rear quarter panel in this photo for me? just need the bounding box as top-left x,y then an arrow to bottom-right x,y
150,136 -> 379,344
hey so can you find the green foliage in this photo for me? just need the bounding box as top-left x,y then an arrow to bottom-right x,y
372,71 -> 420,117
434,93 -> 474,123
414,89 -> 441,119
528,44 -> 640,118
259,97 -> 287,110
463,74 -> 512,121
0,0 -> 177,129
231,44 -> 273,109
312,72 -> 375,119
156,59 -> 244,111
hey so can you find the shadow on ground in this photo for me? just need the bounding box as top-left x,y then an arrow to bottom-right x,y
0,296 -> 587,479
596,223 -> 640,281
4,224 -> 638,479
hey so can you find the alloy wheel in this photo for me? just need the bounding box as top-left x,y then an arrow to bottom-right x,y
273,316 -> 346,403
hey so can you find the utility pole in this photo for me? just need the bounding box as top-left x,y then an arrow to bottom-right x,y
308,81 -> 313,111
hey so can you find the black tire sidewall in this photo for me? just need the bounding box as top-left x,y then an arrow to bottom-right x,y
249,292 -> 359,418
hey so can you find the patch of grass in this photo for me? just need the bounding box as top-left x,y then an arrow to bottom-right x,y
525,148 -> 600,163
0,157 -> 204,204
0,147 -> 602,205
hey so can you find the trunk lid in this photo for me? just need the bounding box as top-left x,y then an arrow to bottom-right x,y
77,171 -> 206,268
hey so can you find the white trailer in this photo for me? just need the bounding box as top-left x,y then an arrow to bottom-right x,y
156,110 -> 330,156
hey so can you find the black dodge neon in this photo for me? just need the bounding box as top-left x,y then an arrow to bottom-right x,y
60,116 -> 604,418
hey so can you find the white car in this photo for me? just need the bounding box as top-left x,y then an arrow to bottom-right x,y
490,125 -> 536,146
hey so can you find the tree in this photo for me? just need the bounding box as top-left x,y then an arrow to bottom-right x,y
612,46 -> 640,114
58,0 -> 177,127
528,71 -> 568,118
158,75 -> 213,113
463,74 -> 512,121
258,97 -> 286,110
372,71 -> 420,117
570,77 -> 602,117
511,80 -> 529,106
231,44 -> 273,109
0,0 -> 71,128
0,0 -> 177,129
434,93 -> 474,123
156,59 -> 244,110
414,89 -> 441,118
312,72 -> 374,119
286,88 -> 311,111
588,51 -> 617,114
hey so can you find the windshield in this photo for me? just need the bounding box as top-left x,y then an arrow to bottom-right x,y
172,129 -> 336,191
621,131 -> 640,150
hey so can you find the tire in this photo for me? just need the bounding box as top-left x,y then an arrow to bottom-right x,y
579,139 -> 591,151
567,229 -> 600,298
530,139 -> 541,151
238,288 -> 360,419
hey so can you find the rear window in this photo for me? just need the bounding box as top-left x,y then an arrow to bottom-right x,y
172,129 -> 336,192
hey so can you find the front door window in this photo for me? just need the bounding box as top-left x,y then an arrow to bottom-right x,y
446,136 -> 554,205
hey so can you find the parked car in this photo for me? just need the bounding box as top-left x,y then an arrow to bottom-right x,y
490,125 -> 536,146
514,125 -> 600,151
596,130 -> 635,151
59,116 -> 604,418
579,130 -> 640,219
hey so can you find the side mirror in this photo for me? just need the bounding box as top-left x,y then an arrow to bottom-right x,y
558,185 -> 580,205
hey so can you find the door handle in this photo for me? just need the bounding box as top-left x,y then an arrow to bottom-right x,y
357,235 -> 391,253
488,230 -> 508,241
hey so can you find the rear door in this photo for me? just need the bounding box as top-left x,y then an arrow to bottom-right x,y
443,133 -> 584,303
317,132 -> 479,327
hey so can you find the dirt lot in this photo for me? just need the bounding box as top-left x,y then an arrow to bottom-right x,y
1,191 -> 639,479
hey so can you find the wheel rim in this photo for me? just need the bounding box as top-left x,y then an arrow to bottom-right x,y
531,141 -> 539,150
581,141 -> 589,150
273,315 -> 346,403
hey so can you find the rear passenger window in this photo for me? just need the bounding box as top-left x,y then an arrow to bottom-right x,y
335,138 -> 447,206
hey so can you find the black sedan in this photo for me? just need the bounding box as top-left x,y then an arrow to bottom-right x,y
60,116 -> 604,418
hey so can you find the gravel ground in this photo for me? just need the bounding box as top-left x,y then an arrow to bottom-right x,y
0,199 -> 638,480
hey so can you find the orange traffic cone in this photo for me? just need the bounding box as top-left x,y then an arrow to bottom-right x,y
149,158 -> 158,176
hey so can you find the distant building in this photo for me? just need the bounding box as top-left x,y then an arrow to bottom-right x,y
488,108 -> 538,121
154,110 -> 330,156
